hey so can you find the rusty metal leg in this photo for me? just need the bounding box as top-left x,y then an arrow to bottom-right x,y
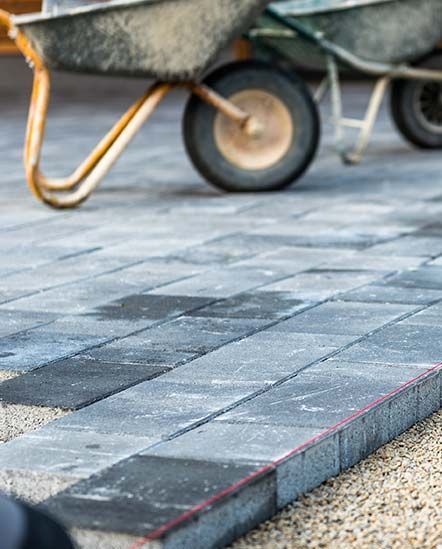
24,66 -> 173,207
0,8 -> 174,208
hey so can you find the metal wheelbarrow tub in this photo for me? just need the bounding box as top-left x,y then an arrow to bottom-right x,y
259,0 -> 442,66
12,0 -> 269,79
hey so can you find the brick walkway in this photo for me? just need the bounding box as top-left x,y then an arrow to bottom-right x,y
0,58 -> 441,548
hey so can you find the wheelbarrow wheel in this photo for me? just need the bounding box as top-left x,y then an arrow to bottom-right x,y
391,52 -> 442,149
183,60 -> 320,192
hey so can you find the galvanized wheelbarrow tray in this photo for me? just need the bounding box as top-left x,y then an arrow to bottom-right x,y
249,0 -> 442,164
0,0 -> 320,208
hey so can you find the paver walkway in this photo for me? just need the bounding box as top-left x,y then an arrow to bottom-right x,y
0,58 -> 441,548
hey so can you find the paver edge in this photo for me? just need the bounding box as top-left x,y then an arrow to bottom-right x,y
128,362 -> 442,549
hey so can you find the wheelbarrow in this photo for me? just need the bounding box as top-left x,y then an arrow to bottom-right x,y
0,0 -> 320,209
248,0 -> 442,165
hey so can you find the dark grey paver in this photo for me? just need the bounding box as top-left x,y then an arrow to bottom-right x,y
42,456 -> 274,536
0,357 -> 170,409
88,293 -> 215,321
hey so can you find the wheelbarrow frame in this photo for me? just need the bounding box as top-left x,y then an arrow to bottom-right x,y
0,8 -> 260,209
249,5 -> 442,164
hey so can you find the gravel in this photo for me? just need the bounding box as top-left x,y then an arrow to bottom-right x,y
0,371 -> 18,382
0,403 -> 67,443
232,411 -> 441,549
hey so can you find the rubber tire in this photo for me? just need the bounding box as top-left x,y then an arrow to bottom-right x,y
391,52 -> 442,149
183,60 -> 320,193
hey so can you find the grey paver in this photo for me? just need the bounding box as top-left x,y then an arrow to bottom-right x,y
143,422 -> 321,464
0,328 -> 104,372
0,428 -> 154,478
268,301 -> 413,336
258,270 -> 379,301
217,361 -> 424,429
159,331 -> 355,387
335,323 -> 442,366
339,282 -> 442,305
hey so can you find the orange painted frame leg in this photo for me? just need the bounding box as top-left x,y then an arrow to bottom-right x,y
0,8 -> 174,209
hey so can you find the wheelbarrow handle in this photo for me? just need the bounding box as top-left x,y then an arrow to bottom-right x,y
0,8 -> 177,209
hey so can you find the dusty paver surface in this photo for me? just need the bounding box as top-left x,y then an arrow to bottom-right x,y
0,58 -> 441,547
232,410 -> 441,549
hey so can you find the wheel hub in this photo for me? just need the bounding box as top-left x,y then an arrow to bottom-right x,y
214,89 -> 294,171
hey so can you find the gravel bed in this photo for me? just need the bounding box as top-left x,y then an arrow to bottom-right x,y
0,403 -> 67,443
232,411 -> 441,549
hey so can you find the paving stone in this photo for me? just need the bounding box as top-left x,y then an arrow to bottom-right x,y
417,371 -> 441,421
338,406 -> 391,471
321,252 -> 424,273
250,226 -> 389,250
144,422 -> 321,464
87,293 -> 214,321
276,434 -> 340,509
258,270 -> 378,301
84,341 -> 194,367
385,265 -> 442,290
338,282 -> 442,305
0,357 -> 170,409
42,455 -> 272,536
150,267 -> 285,298
334,323 -> 442,366
161,331 -> 354,388
97,315 -> 268,356
399,302 -> 442,326
367,235 -> 442,258
0,328 -> 104,372
218,364 -> 415,430
268,301 -> 413,336
188,292 -> 307,320
0,428 -> 154,478
0,309 -> 57,338
51,379 -> 256,438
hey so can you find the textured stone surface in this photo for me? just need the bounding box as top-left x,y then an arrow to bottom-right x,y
0,67 -> 441,546
42,456 -> 270,535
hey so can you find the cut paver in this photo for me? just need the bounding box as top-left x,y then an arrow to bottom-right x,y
0,67 -> 441,548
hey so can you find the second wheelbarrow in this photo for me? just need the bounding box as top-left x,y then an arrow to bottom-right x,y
250,0 -> 442,164
0,0 -> 320,209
